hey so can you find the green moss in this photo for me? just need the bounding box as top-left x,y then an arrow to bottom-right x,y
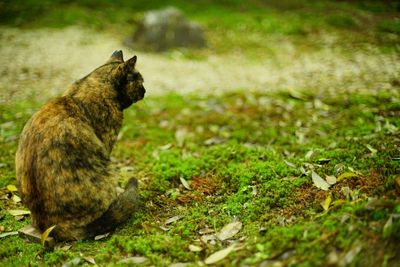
1,90 -> 399,265
378,20 -> 400,34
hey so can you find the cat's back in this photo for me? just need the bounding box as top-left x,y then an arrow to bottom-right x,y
17,96 -> 96,156
16,96 -> 109,192
16,95 -> 114,224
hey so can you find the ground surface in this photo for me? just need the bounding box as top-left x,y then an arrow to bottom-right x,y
0,0 -> 400,266
1,26 -> 399,104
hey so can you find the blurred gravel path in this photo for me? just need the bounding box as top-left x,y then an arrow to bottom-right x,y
0,26 -> 399,104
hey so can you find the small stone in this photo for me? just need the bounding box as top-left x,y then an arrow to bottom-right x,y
126,7 -> 206,51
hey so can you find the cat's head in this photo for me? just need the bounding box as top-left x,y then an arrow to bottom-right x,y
104,50 -> 146,109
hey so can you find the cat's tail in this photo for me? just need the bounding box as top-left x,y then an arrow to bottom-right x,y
85,177 -> 140,238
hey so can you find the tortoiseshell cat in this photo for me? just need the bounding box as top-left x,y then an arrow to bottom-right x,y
16,51 -> 145,240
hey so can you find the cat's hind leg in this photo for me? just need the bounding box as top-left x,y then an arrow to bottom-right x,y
85,177 -> 140,238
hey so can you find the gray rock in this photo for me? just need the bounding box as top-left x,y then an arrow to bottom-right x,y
126,7 -> 206,51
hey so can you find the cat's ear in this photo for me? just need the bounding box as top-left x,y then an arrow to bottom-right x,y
107,50 -> 124,63
125,55 -> 137,69
115,55 -> 137,75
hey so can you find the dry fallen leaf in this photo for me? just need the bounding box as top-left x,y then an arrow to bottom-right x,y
339,244 -> 362,266
8,209 -> 30,216
216,221 -> 242,241
169,263 -> 191,267
6,185 -> 18,192
383,215 -> 394,237
0,231 -> 18,238
252,186 -> 258,196
41,225 -> 56,246
165,215 -> 184,225
199,227 -> 214,235
321,193 -> 332,211
189,244 -> 203,252
305,150 -> 314,159
159,143 -> 172,150
341,186 -> 352,200
180,177 -> 191,190
119,256 -> 148,264
62,257 -> 81,267
14,215 -> 25,221
201,234 -> 217,244
59,245 -> 72,251
204,137 -> 225,146
337,172 -> 359,182
175,128 -> 187,147
204,245 -> 235,265
94,232 -> 110,240
283,160 -> 296,169
83,257 -> 96,265
365,144 -> 377,155
12,195 -> 21,203
299,166 -> 308,176
311,171 -> 330,191
325,175 -> 337,185
317,158 -> 331,164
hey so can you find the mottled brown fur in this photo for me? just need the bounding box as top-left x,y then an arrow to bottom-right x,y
15,51 -> 145,240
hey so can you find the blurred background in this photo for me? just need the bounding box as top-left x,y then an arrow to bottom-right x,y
0,0 -> 399,103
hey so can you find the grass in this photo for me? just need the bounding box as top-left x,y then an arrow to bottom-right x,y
0,0 -> 400,266
1,89 -> 400,266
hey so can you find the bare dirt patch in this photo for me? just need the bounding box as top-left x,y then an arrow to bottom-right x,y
0,26 -> 399,104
